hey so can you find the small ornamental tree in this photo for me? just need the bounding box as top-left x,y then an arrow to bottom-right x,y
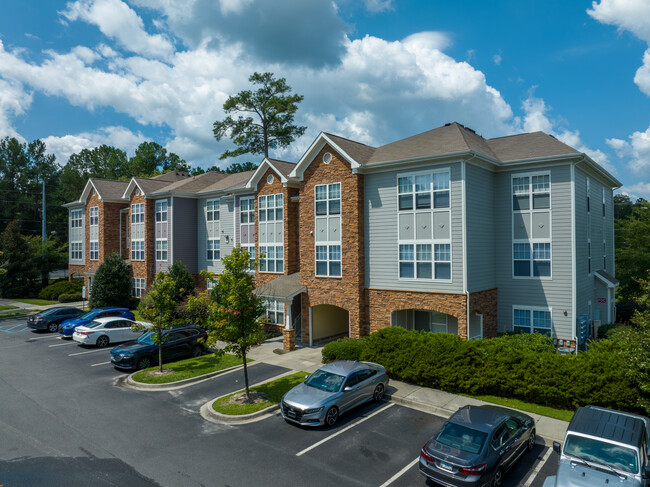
208,246 -> 266,399
88,253 -> 131,308
136,271 -> 179,372
168,260 -> 195,306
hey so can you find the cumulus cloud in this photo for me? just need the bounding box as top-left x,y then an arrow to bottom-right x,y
42,126 -> 146,164
362,0 -> 394,13
520,92 -> 615,174
606,126 -> 650,173
0,78 -> 32,141
60,0 -> 175,59
588,0 -> 650,95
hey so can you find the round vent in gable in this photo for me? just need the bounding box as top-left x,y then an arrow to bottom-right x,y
136,189 -> 141,196
323,152 -> 332,164
267,174 -> 274,184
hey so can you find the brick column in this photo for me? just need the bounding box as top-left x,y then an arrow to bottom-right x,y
283,328 -> 296,351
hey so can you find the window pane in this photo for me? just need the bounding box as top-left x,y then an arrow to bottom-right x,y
433,172 -> 449,191
533,193 -> 550,209
329,261 -> 341,276
417,244 -> 432,261
267,209 -> 275,221
416,193 -> 431,209
275,260 -> 283,273
275,194 -> 283,206
417,262 -> 432,279
415,174 -> 431,192
533,311 -> 551,329
399,245 -> 414,261
532,175 -> 549,192
316,261 -> 328,275
316,201 -> 327,216
400,262 -> 414,278
435,262 -> 451,279
512,177 -> 529,194
398,176 -> 412,194
513,195 -> 530,210
514,309 -> 530,328
316,246 -> 327,260
434,191 -> 449,208
315,186 -> 327,200
276,246 -> 284,258
259,197 -> 267,209
276,207 -> 283,220
513,244 -> 530,260
533,261 -> 551,277
533,243 -> 550,260
514,261 -> 531,276
399,194 -> 413,210
329,245 -> 341,261
434,244 -> 450,262
267,260 -> 275,272
258,209 -> 266,222
329,183 -> 340,199
329,200 -> 341,215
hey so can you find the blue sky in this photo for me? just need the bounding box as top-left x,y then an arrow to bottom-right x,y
1,0 -> 649,197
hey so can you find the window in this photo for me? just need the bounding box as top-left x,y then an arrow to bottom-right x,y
398,170 -> 449,211
206,199 -> 219,222
258,194 -> 283,273
586,177 -> 590,213
89,241 -> 99,260
316,245 -> 341,277
315,183 -> 340,216
89,207 -> 98,226
131,240 -> 145,260
131,203 -> 144,224
587,240 -> 592,274
602,188 -> 606,217
206,278 -> 218,290
155,200 -> 168,222
70,209 -> 83,228
513,243 -> 550,277
207,239 -> 220,260
131,278 -> 145,298
513,174 -> 550,210
603,241 -> 607,270
156,239 -> 168,261
240,197 -> 254,224
70,242 -> 83,260
314,184 -> 341,277
265,300 -> 284,325
241,244 -> 256,270
398,243 -> 450,280
513,307 -> 552,336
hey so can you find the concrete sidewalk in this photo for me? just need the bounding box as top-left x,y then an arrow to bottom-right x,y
247,335 -> 569,444
0,298 -> 87,313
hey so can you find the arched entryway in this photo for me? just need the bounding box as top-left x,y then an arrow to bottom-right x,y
309,304 -> 349,345
390,309 -> 458,335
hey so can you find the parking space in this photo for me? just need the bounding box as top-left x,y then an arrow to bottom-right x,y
0,317 -> 29,333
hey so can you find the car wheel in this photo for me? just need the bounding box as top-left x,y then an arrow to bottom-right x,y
136,356 -> 152,370
527,429 -> 536,452
190,345 -> 202,358
47,322 -> 58,333
373,383 -> 385,402
96,335 -> 109,348
325,406 -> 338,426
492,467 -> 503,487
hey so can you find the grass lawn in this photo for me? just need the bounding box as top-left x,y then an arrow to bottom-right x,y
466,394 -> 574,422
213,371 -> 308,415
0,305 -> 19,310
132,353 -> 244,384
12,298 -> 57,306
1,309 -> 43,319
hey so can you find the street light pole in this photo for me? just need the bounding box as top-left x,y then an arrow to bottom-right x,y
42,180 -> 46,242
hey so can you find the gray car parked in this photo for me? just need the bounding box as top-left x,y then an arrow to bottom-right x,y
419,405 -> 536,487
281,360 -> 389,427
543,405 -> 650,487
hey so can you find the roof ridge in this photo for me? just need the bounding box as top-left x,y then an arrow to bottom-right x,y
323,132 -> 376,149
454,122 -> 474,151
487,131 -> 543,141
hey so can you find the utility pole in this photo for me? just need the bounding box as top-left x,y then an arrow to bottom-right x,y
42,180 -> 47,286
42,180 -> 46,241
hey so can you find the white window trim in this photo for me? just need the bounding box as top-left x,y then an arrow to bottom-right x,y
156,239 -> 168,261
511,171 -> 552,280
265,299 -> 285,325
131,278 -> 145,298
259,194 -> 284,274
70,209 -> 83,229
89,206 -> 99,227
155,200 -> 168,223
207,238 -> 220,261
396,168 -> 452,282
512,305 -> 553,335
206,199 -> 221,262
89,240 -> 99,260
131,239 -> 145,261
70,241 -> 83,261
314,183 -> 342,277
241,243 -> 256,272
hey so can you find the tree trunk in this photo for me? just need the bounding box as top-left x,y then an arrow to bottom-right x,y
242,347 -> 250,400
158,340 -> 163,373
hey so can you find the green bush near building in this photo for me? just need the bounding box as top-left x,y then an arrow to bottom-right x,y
322,328 -> 641,414
39,279 -> 83,301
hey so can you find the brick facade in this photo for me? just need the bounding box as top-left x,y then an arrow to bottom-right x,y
129,191 -> 155,293
299,145 -> 366,342
468,288 -> 498,338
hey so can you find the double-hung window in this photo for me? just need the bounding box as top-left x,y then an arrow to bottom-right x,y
265,300 -> 284,325
130,203 -> 145,260
239,197 -> 255,271
512,173 -> 551,278
89,207 -> 99,226
259,194 -> 284,273
70,242 -> 83,260
89,206 -> 99,260
397,169 -> 451,281
131,278 -> 145,298
155,200 -> 168,222
513,307 -> 552,336
156,240 -> 168,261
155,200 -> 169,262
315,183 -> 341,277
206,199 -> 220,261
70,209 -> 84,262
70,209 -> 83,228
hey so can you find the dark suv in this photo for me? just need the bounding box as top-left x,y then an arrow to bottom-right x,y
27,307 -> 85,332
110,324 -> 208,371
58,307 -> 135,337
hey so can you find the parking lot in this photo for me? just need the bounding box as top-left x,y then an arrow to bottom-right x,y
0,316 -> 557,486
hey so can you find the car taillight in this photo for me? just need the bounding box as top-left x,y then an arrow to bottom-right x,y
458,464 -> 486,476
34,318 -> 43,322
420,445 -> 434,462
78,331 -> 94,336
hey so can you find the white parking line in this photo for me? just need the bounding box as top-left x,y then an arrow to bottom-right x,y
90,361 -> 111,367
48,342 -> 74,347
26,335 -> 60,340
68,348 -> 110,356
379,457 -> 419,487
522,445 -> 553,487
296,402 -> 395,457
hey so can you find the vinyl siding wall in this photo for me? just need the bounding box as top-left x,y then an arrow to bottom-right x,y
154,197 -> 170,273
364,161 -> 464,293
171,197 -> 197,274
466,163 -> 496,292
495,164 -> 574,339
197,196 -> 235,275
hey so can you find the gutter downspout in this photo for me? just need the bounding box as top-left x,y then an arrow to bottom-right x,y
571,156 -> 585,354
462,155 -> 478,339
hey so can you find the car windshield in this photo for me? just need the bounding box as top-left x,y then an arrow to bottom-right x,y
564,434 -> 639,474
84,321 -> 103,329
136,332 -> 156,345
435,422 -> 487,454
38,309 -> 58,316
79,311 -> 98,320
305,369 -> 345,393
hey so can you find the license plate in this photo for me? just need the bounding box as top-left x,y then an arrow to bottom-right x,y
439,461 -> 453,472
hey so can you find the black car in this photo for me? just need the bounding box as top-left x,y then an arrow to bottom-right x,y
110,324 -> 208,371
27,307 -> 85,332
419,405 -> 536,487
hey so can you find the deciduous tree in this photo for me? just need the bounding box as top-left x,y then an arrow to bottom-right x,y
88,253 -> 131,308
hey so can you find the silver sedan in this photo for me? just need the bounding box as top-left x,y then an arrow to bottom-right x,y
281,360 -> 389,427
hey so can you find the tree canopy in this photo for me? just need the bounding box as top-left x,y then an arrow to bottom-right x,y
88,252 -> 132,308
213,72 -> 306,160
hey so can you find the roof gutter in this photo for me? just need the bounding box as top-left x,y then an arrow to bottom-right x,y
356,150 -> 495,173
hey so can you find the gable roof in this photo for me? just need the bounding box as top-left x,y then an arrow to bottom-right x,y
148,171 -> 228,196
486,132 -> 580,162
78,178 -> 129,204
198,170 -> 256,195
246,158 -> 297,190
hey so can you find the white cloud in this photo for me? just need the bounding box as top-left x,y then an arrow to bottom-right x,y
493,54 -> 502,65
363,0 -> 394,13
607,126 -> 650,173
0,79 -> 32,141
60,0 -> 174,59
588,0 -> 650,95
521,92 -> 616,174
42,126 -> 145,164
620,182 -> 650,201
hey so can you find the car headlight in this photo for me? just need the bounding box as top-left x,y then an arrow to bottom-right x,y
118,353 -> 134,359
303,407 -> 323,414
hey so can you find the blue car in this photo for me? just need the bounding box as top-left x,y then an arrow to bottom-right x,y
58,307 -> 135,338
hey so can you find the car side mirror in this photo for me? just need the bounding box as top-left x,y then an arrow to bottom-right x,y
304,374 -> 309,379
552,441 -> 561,454
344,386 -> 353,392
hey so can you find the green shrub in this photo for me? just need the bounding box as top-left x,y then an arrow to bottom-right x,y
322,337 -> 365,363
597,323 -> 622,339
58,293 -> 82,303
88,253 -> 131,308
38,279 -> 83,300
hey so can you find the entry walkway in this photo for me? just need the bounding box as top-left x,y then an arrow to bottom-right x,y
0,298 -> 87,314
247,336 -> 569,443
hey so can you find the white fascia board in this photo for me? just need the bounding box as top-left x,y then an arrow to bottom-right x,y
289,133 -> 361,180
245,158 -> 289,190
121,179 -> 142,199
594,272 -> 619,288
575,158 -> 622,189
79,179 -> 98,203
357,150 -> 480,174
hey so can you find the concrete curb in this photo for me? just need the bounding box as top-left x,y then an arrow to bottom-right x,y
123,363 -> 246,392
199,369 -> 300,425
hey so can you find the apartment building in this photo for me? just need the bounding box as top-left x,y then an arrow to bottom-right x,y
66,122 -> 619,351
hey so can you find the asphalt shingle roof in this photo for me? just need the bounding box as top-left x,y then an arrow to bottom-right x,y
253,273 -> 305,299
267,159 -> 297,178
89,178 -> 129,200
198,170 -> 256,194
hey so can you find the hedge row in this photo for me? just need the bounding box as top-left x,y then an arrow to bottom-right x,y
322,328 -> 641,413
59,293 -> 83,303
39,279 -> 83,301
